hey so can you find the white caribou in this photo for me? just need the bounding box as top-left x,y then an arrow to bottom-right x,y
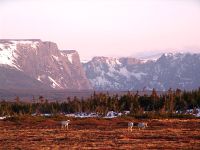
60,120 -> 70,130
128,122 -> 148,131
137,122 -> 148,130
128,122 -> 134,131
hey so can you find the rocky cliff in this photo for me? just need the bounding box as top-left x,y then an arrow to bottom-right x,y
0,39 -> 92,90
83,53 -> 200,91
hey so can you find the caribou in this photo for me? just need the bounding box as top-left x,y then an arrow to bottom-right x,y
137,122 -> 148,130
128,122 -> 134,131
60,120 -> 70,130
128,122 -> 148,131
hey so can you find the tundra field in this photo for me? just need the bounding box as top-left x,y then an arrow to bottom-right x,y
0,117 -> 200,149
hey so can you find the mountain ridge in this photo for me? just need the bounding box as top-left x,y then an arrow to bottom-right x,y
0,39 -> 92,90
83,52 -> 200,91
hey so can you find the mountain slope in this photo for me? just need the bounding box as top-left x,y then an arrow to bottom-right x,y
0,39 -> 92,90
83,53 -> 200,90
0,65 -> 48,90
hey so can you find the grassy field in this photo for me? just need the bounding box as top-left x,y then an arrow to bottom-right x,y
0,116 -> 200,149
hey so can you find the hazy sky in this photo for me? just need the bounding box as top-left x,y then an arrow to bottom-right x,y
0,0 -> 200,60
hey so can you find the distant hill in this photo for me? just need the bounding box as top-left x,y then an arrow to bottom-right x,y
83,53 -> 200,91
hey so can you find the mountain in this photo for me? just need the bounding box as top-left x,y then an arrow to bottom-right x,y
0,39 -> 92,90
83,53 -> 200,91
0,65 -> 48,90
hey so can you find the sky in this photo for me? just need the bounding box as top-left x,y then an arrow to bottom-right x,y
0,0 -> 200,60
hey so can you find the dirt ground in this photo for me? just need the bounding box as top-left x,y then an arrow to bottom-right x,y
0,117 -> 200,149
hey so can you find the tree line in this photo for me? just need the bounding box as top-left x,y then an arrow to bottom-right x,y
0,88 -> 200,118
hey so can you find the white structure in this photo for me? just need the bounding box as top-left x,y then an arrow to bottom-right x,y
128,122 -> 134,131
61,120 -> 70,130
137,122 -> 148,129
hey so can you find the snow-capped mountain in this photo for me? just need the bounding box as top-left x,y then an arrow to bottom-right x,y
0,39 -> 92,90
83,53 -> 200,91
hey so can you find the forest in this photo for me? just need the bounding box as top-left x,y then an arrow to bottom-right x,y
0,88 -> 200,118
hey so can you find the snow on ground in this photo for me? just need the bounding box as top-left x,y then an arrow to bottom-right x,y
27,109 -> 200,118
104,111 -> 122,118
176,108 -> 200,117
196,109 -> 200,117
0,115 -> 11,120
0,116 -> 7,120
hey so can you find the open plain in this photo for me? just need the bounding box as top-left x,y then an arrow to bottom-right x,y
0,117 -> 200,149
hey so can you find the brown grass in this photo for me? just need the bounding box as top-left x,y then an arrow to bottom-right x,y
0,116 -> 200,149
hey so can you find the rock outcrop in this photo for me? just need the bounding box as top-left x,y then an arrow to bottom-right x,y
0,39 -> 92,90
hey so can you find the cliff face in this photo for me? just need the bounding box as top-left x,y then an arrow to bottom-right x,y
0,39 -> 92,90
83,53 -> 200,91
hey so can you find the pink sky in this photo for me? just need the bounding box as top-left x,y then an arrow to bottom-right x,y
0,0 -> 200,60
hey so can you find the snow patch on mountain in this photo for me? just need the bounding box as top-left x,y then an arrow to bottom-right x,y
52,55 -> 59,61
0,39 -> 92,90
140,53 -> 163,63
83,53 -> 200,90
37,75 -> 42,82
0,42 -> 20,70
67,53 -> 73,64
91,76 -> 110,86
132,72 -> 147,80
48,76 -> 61,88
119,67 -> 130,77
60,50 -> 77,64
0,40 -> 41,70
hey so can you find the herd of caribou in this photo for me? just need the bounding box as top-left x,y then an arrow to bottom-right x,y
128,122 -> 148,131
60,120 -> 148,131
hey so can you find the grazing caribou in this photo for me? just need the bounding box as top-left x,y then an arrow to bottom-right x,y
137,122 -> 148,130
60,120 -> 70,130
128,122 -> 134,131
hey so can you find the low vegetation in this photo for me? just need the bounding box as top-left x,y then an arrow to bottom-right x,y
0,117 -> 200,149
